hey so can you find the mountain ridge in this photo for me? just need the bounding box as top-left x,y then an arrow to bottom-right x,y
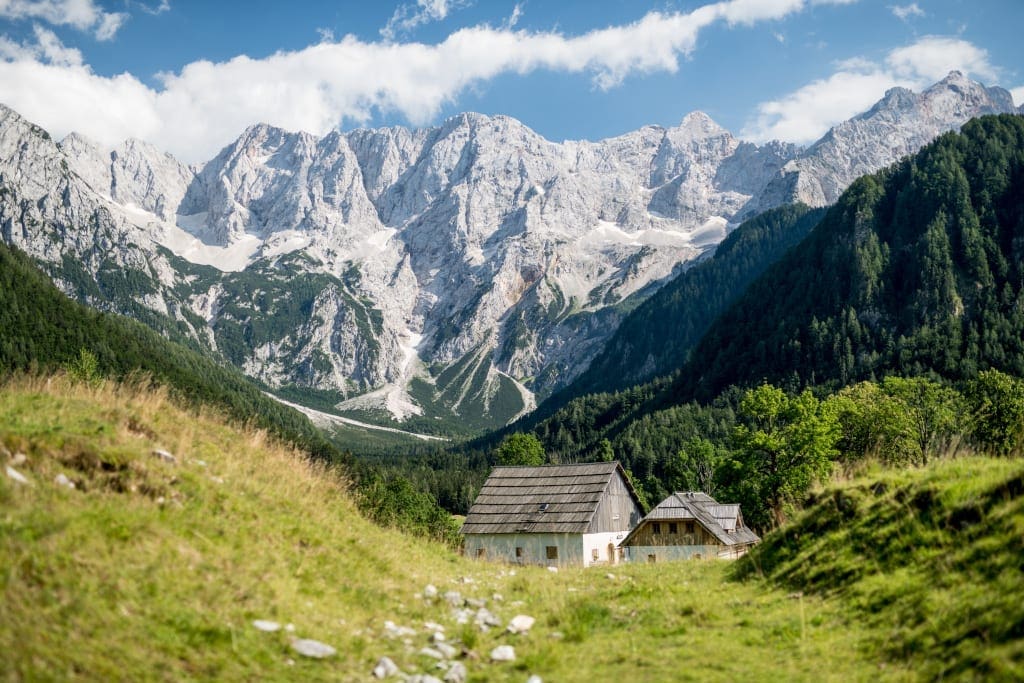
0,72 -> 1018,431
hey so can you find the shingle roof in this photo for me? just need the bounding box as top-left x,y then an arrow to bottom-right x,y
461,462 -> 640,535
623,491 -> 760,547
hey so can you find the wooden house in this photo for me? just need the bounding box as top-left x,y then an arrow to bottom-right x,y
621,492 -> 760,561
461,462 -> 644,567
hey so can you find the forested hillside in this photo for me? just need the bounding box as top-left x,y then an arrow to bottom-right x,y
0,240 -> 337,461
673,114 -> 1024,401
501,115 -> 1024,520
0,240 -> 459,543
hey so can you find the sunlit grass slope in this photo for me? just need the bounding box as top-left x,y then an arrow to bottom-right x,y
8,376 -> 1016,681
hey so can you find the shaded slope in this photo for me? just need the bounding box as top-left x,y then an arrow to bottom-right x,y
672,114 -> 1024,402
546,203 -> 825,411
739,456 -> 1024,679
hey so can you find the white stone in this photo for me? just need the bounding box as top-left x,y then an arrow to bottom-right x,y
490,645 -> 516,662
435,642 -> 458,659
419,647 -> 445,660
423,584 -> 438,599
372,656 -> 400,679
152,449 -> 176,464
290,638 -> 336,658
10,452 -> 27,466
54,473 -> 76,489
527,676 -> 543,683
252,620 -> 281,632
507,615 -> 535,635
444,661 -> 468,683
475,607 -> 501,630
5,466 -> 31,486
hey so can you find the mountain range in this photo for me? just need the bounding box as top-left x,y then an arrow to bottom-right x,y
0,71 -> 1017,431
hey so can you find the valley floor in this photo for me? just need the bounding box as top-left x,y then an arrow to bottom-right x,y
2,378 -> 1017,681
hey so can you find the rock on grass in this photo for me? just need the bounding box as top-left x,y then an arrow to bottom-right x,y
290,638 -> 336,658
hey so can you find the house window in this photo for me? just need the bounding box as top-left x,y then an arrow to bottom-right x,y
515,547 -> 523,558
647,554 -> 657,563
685,521 -> 695,534
476,548 -> 486,558
669,522 -> 678,534
591,548 -> 599,561
546,546 -> 558,560
652,522 -> 661,534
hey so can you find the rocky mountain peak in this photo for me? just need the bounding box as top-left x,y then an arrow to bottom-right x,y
921,69 -> 1016,114
2,72 -> 1020,429
675,110 -> 728,138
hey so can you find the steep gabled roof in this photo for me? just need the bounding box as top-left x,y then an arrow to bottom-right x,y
461,461 -> 642,535
622,491 -> 760,547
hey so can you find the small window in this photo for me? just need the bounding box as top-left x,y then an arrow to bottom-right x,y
546,546 -> 558,560
647,554 -> 657,563
515,547 -> 523,558
591,548 -> 599,561
539,503 -> 549,512
685,521 -> 695,534
668,522 -> 678,534
652,522 -> 661,534
475,548 -> 486,558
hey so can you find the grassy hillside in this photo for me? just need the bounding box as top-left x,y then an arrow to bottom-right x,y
0,376 -> 961,681
740,456 -> 1024,680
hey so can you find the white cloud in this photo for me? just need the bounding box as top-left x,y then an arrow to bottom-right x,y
886,36 -> 997,82
0,0 -> 856,162
890,3 -> 924,21
742,36 -> 1000,144
138,0 -> 170,15
505,2 -> 523,30
1011,86 -> 1024,108
0,24 -> 83,65
381,0 -> 470,41
0,0 -> 129,40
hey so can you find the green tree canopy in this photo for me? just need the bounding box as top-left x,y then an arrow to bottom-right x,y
725,385 -> 840,529
496,432 -> 546,466
965,370 -> 1024,456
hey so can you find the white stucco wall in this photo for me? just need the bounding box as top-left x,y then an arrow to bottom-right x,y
581,531 -> 628,567
463,533 -> 585,567
464,532 -> 632,567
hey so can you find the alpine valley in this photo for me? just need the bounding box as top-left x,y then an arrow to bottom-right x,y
0,71 -> 1017,433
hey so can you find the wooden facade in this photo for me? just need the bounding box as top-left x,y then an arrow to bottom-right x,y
461,462 -> 644,567
622,492 -> 760,561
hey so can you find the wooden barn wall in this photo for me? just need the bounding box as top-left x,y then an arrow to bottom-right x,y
626,521 -> 718,547
587,472 -> 643,534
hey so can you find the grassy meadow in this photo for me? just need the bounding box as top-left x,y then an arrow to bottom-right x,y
2,376 -> 1020,680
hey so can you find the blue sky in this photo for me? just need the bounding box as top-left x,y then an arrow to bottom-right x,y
0,0 -> 1020,162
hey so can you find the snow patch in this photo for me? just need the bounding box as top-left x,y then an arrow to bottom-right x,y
160,220 -> 262,272
334,384 -> 425,422
260,230 -> 313,260
268,393 -> 444,441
